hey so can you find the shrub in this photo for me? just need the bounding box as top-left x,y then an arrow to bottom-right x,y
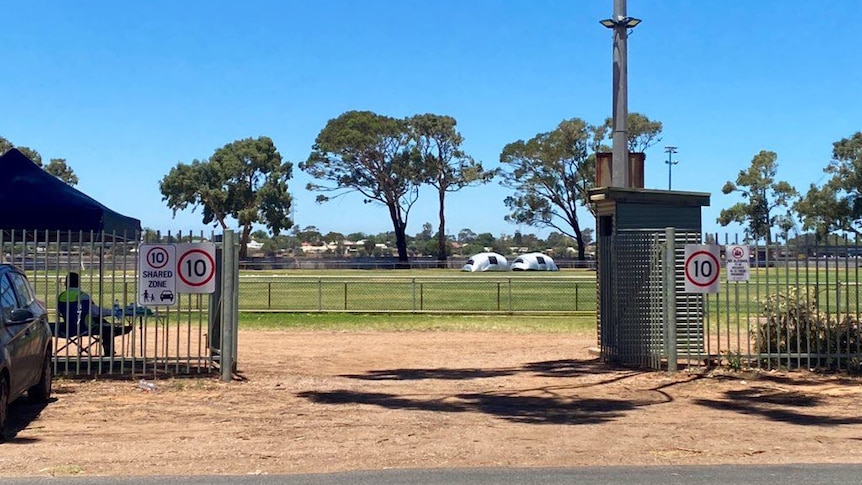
755,286 -> 862,368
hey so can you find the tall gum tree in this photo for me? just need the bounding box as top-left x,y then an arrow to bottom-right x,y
159,136 -> 293,258
718,150 -> 797,244
409,114 -> 495,264
499,118 -> 596,259
302,110 -> 421,264
795,132 -> 862,236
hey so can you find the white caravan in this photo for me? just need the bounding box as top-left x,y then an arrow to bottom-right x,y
461,252 -> 509,272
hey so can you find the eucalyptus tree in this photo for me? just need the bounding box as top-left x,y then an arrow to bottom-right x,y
717,150 -> 797,244
596,112 -> 664,152
499,118 -> 596,260
795,132 -> 862,236
159,136 -> 293,258
302,110 -> 422,263
408,113 -> 495,264
44,158 -> 79,186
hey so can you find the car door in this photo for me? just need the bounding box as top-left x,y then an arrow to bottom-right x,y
8,271 -> 47,386
0,271 -> 30,398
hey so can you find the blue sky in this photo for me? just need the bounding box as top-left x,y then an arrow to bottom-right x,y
3,1 -> 860,240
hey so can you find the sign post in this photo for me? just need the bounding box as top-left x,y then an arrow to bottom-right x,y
684,244 -> 721,293
726,244 -> 751,282
139,244 -> 177,306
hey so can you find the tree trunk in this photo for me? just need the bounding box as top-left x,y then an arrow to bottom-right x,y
239,224 -> 252,260
387,204 -> 410,266
573,223 -> 586,260
436,187 -> 447,268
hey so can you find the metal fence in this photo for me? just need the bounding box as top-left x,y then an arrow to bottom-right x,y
690,235 -> 862,372
616,233 -> 862,372
0,229 -> 234,377
235,276 -> 596,313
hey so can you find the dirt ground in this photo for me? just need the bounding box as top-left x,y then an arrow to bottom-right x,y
2,330 -> 862,477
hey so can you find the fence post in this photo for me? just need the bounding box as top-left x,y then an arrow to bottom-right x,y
664,227 -> 678,372
318,278 -> 322,311
221,230 -> 239,382
575,283 -> 579,311
267,282 -> 272,309
412,278 -> 416,312
344,282 -> 348,310
497,282 -> 501,311
508,278 -> 513,313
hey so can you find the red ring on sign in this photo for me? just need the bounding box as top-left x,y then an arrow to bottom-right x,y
146,247 -> 170,269
177,249 -> 215,287
685,250 -> 720,287
731,247 -> 745,259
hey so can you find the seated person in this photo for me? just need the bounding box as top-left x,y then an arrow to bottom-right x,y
57,272 -> 133,356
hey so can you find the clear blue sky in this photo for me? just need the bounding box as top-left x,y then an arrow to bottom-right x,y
3,1 -> 860,240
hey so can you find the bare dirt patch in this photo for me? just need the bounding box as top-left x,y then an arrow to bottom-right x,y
2,330 -> 862,477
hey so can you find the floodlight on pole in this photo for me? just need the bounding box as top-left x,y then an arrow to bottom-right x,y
599,0 -> 641,188
664,145 -> 679,190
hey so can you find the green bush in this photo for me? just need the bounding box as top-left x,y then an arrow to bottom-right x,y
755,286 -> 862,368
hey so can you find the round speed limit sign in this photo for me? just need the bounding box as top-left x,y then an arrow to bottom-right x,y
176,245 -> 216,293
684,244 -> 720,293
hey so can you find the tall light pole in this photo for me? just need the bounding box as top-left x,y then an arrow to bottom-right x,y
664,145 -> 678,190
600,0 -> 641,188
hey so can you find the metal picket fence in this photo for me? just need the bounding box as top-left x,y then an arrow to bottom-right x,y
687,234 -> 862,372
0,229 -> 236,377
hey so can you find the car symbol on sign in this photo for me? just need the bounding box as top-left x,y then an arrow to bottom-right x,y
160,289 -> 174,302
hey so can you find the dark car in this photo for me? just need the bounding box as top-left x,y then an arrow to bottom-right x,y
0,264 -> 52,437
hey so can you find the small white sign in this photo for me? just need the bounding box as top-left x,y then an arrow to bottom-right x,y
684,244 -> 721,293
175,243 -> 217,294
139,244 -> 177,306
726,244 -> 751,282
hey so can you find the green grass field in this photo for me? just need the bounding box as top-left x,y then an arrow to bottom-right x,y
237,312 -> 598,333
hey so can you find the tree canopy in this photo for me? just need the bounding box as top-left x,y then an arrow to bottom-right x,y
597,112 -> 664,153
159,136 -> 293,258
499,118 -> 596,260
717,150 -> 797,244
795,132 -> 862,236
302,110 -> 423,263
409,113 -> 495,263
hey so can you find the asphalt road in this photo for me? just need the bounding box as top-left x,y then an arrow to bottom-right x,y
4,465 -> 862,485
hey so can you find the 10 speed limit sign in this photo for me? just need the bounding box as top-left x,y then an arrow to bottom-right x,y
175,243 -> 216,294
684,244 -> 721,293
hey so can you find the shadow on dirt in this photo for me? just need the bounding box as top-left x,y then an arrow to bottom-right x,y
297,389 -> 637,425
3,397 -> 54,443
310,358 -> 669,425
341,358 -> 634,381
694,387 -> 862,426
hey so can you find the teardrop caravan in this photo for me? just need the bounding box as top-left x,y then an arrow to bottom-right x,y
460,252 -> 509,272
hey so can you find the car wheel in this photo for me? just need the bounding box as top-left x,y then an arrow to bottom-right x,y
28,351 -> 52,403
0,373 -> 8,440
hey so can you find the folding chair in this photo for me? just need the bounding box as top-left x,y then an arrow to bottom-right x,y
53,298 -> 103,356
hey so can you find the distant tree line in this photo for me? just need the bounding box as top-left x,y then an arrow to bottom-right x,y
235,224 -> 594,260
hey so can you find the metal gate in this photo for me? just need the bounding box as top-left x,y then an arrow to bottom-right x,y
0,229 -> 239,378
